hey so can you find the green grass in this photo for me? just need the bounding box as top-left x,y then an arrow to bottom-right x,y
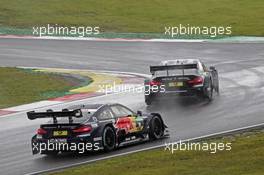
0,0 -> 263,36
0,68 -> 89,108
49,130 -> 264,175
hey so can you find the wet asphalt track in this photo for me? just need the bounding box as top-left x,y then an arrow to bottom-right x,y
0,39 -> 264,175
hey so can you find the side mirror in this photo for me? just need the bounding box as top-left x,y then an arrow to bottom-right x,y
209,66 -> 216,71
137,110 -> 142,116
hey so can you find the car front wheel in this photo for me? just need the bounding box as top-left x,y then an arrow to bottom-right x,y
149,116 -> 164,140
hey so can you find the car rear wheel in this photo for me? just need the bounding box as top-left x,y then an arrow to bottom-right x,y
215,79 -> 220,94
149,116 -> 164,140
102,126 -> 116,152
204,80 -> 213,101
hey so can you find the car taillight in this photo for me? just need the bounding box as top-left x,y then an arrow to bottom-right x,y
147,80 -> 161,86
188,76 -> 204,85
37,128 -> 47,135
73,125 -> 92,133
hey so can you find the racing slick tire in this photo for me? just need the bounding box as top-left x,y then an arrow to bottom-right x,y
204,80 -> 213,101
149,116 -> 164,140
102,126 -> 116,152
215,79 -> 220,94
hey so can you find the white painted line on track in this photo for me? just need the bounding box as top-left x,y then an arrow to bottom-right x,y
19,66 -> 151,79
1,35 -> 264,43
5,101 -> 63,111
0,35 -> 205,43
0,90 -> 129,119
25,122 -> 264,175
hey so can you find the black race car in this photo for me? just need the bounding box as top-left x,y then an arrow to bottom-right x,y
144,59 -> 219,105
27,103 -> 168,155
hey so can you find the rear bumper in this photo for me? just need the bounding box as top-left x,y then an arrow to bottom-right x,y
146,87 -> 204,99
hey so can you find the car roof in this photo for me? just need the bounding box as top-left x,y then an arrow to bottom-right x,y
68,103 -> 122,111
160,59 -> 200,66
68,104 -> 104,110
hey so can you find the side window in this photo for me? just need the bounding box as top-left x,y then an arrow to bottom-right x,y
110,105 -> 134,118
97,108 -> 114,120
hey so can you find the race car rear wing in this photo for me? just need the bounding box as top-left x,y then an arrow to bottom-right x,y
150,64 -> 198,72
27,109 -> 82,124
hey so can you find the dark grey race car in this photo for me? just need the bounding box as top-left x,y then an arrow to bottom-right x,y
144,59 -> 219,105
27,103 -> 168,155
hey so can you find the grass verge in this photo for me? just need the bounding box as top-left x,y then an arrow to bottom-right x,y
49,129 -> 264,175
0,0 -> 263,36
0,67 -> 91,108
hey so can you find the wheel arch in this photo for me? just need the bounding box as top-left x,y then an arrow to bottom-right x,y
149,113 -> 166,130
99,122 -> 116,134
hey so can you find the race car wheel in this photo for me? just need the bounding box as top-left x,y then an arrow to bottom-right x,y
206,81 -> 214,101
215,79 -> 220,94
102,126 -> 116,152
205,80 -> 213,101
149,116 -> 164,140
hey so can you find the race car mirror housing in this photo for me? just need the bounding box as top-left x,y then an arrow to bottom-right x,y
137,110 -> 143,116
